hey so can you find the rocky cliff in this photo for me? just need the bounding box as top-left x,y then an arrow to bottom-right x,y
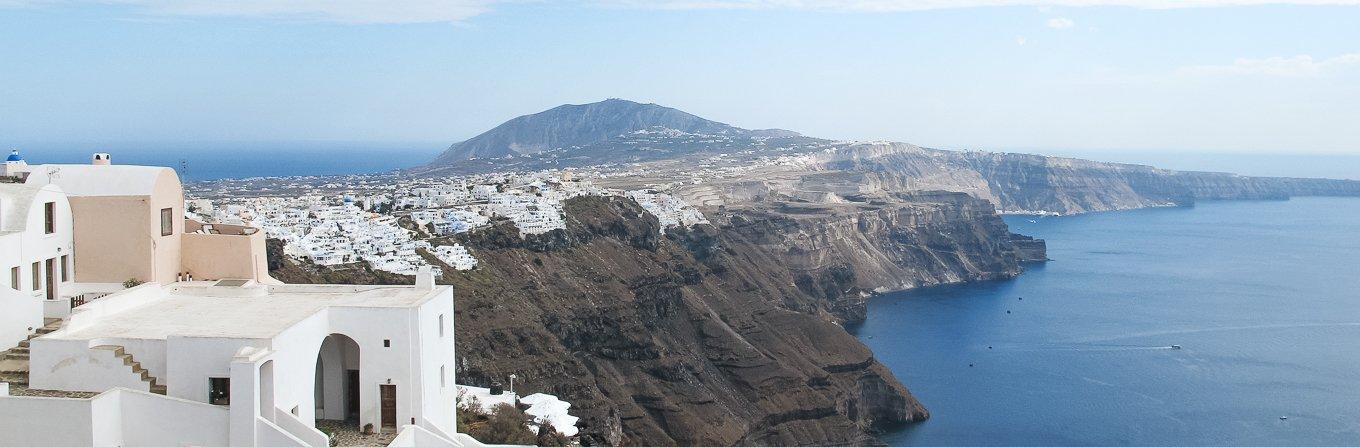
821,143 -> 1360,215
271,194 -> 1042,446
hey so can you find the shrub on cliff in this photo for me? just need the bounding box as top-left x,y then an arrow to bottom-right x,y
458,400 -> 536,445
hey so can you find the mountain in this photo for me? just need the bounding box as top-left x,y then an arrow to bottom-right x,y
421,99 -> 1360,213
427,98 -> 800,168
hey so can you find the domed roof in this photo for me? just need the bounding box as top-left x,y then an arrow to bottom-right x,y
6,150 -> 22,162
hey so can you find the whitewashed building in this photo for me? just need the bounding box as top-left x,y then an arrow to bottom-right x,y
0,177 -> 75,349
0,269 -> 474,447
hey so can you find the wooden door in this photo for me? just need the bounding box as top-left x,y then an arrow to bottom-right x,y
44,258 -> 55,300
345,370 -> 360,422
379,384 -> 396,429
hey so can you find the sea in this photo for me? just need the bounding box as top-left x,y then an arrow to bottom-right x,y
7,142 -> 444,182
854,197 -> 1360,446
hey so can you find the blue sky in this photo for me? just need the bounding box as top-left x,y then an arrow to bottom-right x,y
1,1 -> 1358,155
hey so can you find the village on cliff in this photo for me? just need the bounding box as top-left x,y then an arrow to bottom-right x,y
0,150 -> 716,447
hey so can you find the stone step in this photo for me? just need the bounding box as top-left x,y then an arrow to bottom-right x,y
0,373 -> 29,385
150,384 -> 167,395
18,340 -> 29,348
5,352 -> 30,360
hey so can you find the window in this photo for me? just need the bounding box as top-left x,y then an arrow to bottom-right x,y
31,261 -> 40,291
208,377 -> 230,405
440,365 -> 446,388
60,255 -> 69,282
160,208 -> 174,236
43,202 -> 55,234
439,314 -> 445,337
383,339 -> 391,348
10,267 -> 18,290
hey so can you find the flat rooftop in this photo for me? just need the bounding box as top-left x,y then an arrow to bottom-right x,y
51,282 -> 448,340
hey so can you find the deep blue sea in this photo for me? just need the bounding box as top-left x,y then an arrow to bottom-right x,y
8,142 -> 443,181
855,197 -> 1360,446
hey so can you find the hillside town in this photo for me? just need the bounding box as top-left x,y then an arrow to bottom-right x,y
0,151 -> 588,447
193,168 -> 712,277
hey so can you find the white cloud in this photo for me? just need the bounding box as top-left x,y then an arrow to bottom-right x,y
1046,17 -> 1075,28
1178,54 -> 1360,77
5,0 -> 495,23
599,0 -> 1360,12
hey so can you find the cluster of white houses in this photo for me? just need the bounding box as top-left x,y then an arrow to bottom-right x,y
0,152 -> 516,447
203,169 -> 712,276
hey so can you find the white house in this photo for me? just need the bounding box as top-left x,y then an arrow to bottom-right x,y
2,269 -> 465,447
21,152 -> 275,286
0,177 -> 75,350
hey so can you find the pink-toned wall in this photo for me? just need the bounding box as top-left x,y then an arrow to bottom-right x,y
69,195 -> 155,284
69,170 -> 184,284
181,224 -> 277,284
149,170 -> 183,284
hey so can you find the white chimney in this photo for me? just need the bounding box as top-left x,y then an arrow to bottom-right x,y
416,266 -> 435,291
92,153 -> 111,165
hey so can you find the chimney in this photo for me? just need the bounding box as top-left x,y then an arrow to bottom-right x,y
92,153 -> 111,165
416,266 -> 435,291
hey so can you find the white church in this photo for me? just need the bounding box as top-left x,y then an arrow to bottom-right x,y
0,151 -> 506,447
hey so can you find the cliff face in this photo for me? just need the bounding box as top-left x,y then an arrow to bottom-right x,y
712,191 -> 1032,322
821,143 -> 1360,215
274,194 -> 1041,446
440,195 -> 1045,446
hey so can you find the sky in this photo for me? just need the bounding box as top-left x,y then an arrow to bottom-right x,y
1,0 -> 1359,159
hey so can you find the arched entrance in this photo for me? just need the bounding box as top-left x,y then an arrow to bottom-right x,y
260,359 -> 275,421
314,333 -> 360,424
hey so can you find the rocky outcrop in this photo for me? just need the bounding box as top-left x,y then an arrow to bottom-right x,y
822,142 -> 1360,215
273,194 -> 1041,446
712,191 -> 1032,322
439,194 -> 1047,446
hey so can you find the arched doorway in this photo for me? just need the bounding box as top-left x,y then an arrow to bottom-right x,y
260,359 -> 275,421
314,334 -> 360,424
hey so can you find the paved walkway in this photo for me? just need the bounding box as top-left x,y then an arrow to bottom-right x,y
317,419 -> 398,447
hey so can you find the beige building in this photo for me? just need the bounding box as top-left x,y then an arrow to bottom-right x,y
20,153 -> 276,285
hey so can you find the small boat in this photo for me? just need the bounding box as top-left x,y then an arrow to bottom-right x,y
1280,416 -> 1288,421
1171,345 -> 1182,350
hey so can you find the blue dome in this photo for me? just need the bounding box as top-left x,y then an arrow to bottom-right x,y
6,150 -> 21,162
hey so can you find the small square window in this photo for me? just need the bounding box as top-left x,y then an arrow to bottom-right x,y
383,339 -> 391,348
209,377 -> 230,405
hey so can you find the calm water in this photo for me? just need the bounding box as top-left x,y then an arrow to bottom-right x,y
8,142 -> 442,181
855,197 -> 1360,446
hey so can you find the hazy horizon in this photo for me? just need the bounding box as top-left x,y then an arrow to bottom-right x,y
8,139 -> 1358,181
3,2 -> 1359,156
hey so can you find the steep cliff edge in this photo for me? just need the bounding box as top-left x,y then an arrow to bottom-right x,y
820,143 -> 1360,215
270,194 -> 1041,446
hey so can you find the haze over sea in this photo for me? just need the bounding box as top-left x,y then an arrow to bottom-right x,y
6,143 -> 1358,182
8,142 -> 443,182
854,197 -> 1360,446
